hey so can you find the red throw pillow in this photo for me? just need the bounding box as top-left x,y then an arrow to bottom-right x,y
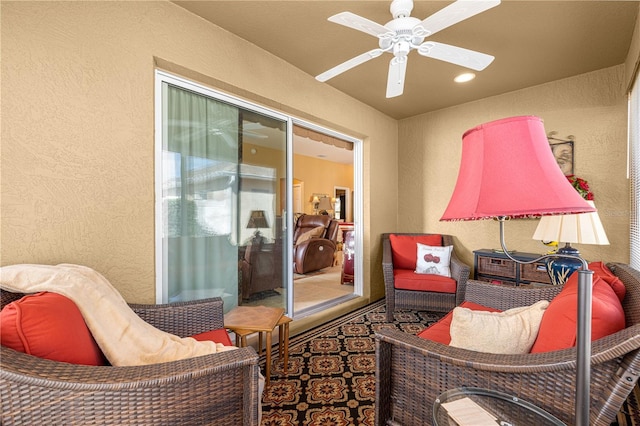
589,261 -> 626,302
0,292 -> 107,365
389,234 -> 442,270
191,328 -> 233,346
530,271 -> 625,353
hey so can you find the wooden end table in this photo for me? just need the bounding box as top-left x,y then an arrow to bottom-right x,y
224,306 -> 284,385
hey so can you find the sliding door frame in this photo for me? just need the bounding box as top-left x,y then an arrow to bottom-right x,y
154,70 -> 363,314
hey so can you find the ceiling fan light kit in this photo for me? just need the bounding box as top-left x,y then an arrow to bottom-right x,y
316,0 -> 501,98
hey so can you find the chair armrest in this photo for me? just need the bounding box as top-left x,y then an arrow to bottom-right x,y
464,280 -> 563,310
0,346 -> 260,425
130,297 -> 225,337
381,234 -> 395,296
449,252 -> 470,304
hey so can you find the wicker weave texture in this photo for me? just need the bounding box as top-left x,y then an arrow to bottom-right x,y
375,262 -> 640,426
0,294 -> 260,425
382,233 -> 471,322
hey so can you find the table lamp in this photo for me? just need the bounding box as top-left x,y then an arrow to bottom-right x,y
441,116 -> 595,425
311,196 -> 320,214
533,200 -> 609,285
317,196 -> 333,214
246,210 -> 269,243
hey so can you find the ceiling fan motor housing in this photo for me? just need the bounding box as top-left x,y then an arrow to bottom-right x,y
384,17 -> 425,48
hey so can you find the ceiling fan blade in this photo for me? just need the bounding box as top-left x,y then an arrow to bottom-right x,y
328,12 -> 393,38
417,41 -> 494,71
386,57 -> 407,98
413,0 -> 500,38
316,49 -> 384,82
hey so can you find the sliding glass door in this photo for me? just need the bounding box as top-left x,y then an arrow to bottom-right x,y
156,72 -> 288,312
156,71 -> 363,317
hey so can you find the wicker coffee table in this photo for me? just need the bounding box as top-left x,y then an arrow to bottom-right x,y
224,305 -> 284,385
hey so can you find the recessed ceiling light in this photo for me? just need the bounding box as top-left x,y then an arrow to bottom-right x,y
454,73 -> 476,83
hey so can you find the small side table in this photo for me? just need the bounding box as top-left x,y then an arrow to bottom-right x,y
224,306 -> 284,385
234,315 -> 293,374
433,387 -> 565,426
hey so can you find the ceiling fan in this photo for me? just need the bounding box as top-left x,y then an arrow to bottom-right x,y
315,0 -> 501,98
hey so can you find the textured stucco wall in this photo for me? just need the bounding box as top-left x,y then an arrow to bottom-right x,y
398,65 -> 630,267
1,1 -> 398,303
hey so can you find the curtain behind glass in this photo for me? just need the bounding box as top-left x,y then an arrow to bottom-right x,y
163,83 -> 239,308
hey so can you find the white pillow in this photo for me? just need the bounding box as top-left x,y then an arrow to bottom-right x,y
449,300 -> 550,354
415,244 -> 453,277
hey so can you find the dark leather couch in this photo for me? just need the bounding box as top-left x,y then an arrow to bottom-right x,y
292,214 -> 339,275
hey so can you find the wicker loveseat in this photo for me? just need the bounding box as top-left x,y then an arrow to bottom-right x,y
0,292 -> 261,425
375,262 -> 640,426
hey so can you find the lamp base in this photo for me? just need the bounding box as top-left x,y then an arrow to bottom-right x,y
546,243 -> 582,286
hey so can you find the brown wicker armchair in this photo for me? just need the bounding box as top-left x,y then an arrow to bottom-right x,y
375,262 -> 640,426
382,233 -> 471,322
0,292 -> 261,425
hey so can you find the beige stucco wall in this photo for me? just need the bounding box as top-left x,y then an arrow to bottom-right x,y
398,65 -> 630,267
1,1 -> 398,306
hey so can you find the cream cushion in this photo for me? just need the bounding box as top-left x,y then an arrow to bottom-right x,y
296,226 -> 325,245
449,300 -> 549,354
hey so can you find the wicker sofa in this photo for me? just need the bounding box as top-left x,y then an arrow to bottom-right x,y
0,292 -> 261,425
375,262 -> 640,426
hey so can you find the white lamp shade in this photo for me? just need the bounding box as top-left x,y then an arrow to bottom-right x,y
317,196 -> 332,211
532,201 -> 609,245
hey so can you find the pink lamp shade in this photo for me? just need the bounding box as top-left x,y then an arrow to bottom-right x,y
441,116 -> 595,221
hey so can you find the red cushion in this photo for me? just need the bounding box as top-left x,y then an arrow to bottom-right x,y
191,328 -> 233,346
0,292 -> 107,365
530,271 -> 625,353
389,234 -> 443,270
393,269 -> 456,293
589,261 -> 626,302
418,301 -> 500,344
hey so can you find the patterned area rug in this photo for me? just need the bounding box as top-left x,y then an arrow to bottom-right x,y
259,300 -> 445,426
259,300 -> 640,426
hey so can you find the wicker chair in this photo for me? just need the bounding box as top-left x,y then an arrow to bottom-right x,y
382,233 -> 471,322
0,292 -> 261,425
375,262 -> 640,426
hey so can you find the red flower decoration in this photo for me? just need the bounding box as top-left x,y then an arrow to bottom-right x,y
566,175 -> 594,200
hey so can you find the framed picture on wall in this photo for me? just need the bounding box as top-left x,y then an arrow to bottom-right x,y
550,140 -> 574,175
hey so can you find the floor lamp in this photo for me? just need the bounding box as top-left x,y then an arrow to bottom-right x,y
441,116 -> 596,425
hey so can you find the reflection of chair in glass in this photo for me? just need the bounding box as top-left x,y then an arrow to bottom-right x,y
292,214 -> 339,274
240,238 -> 282,301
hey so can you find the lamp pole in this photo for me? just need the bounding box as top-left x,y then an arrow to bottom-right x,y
498,217 -> 591,425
